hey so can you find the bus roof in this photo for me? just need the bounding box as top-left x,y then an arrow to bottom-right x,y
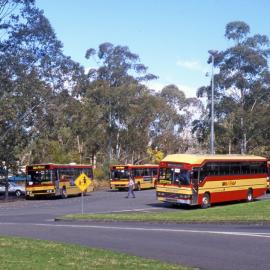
161,154 -> 267,165
26,163 -> 92,169
111,164 -> 158,169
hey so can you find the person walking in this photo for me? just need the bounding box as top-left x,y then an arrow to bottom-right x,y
126,175 -> 135,198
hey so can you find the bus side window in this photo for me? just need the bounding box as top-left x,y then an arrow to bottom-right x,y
230,163 -> 241,174
241,163 -> 250,174
219,163 -> 230,175
199,167 -> 206,182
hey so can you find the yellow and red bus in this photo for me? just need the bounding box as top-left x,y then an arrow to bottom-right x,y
110,164 -> 159,190
25,163 -> 94,199
156,154 -> 268,208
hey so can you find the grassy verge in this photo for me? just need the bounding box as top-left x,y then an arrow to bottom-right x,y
0,236 -> 194,270
61,199 -> 270,223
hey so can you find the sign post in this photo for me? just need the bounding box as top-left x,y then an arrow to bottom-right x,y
74,173 -> 92,215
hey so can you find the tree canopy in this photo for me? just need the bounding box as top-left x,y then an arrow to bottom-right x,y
194,21 -> 270,156
1,1 -> 269,183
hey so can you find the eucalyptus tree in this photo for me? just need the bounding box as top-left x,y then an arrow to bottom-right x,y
196,21 -> 270,155
151,84 -> 201,155
119,85 -> 160,164
0,0 -> 85,166
83,43 -> 157,164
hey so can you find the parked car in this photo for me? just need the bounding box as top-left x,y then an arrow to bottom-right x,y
8,175 -> 29,186
0,182 -> 25,197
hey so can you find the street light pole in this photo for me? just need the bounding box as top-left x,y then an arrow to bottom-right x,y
208,50 -> 218,155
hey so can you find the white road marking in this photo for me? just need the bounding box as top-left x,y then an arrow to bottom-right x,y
0,222 -> 270,239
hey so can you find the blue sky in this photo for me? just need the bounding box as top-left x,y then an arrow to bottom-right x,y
36,0 -> 270,97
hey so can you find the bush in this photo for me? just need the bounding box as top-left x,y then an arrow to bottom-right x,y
94,167 -> 108,181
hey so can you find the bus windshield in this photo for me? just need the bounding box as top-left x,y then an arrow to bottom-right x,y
111,169 -> 129,180
159,167 -> 190,185
27,170 -> 52,184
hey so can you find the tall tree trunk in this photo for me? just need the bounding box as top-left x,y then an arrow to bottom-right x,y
240,118 -> 244,154
116,131 -> 121,160
77,136 -> 83,164
243,133 -> 247,154
91,154 -> 96,168
108,105 -> 112,165
240,87 -> 246,155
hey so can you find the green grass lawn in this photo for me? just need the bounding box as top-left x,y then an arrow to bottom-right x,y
61,199 -> 270,223
0,236 -> 194,270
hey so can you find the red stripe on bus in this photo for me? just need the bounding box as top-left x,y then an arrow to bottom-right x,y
198,188 -> 266,204
199,174 -> 267,186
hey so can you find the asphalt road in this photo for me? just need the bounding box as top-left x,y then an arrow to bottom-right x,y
0,190 -> 270,270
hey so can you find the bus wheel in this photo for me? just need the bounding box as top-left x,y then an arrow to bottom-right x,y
15,190 -> 22,198
136,183 -> 141,191
201,193 -> 210,209
61,188 -> 68,199
246,189 -> 253,202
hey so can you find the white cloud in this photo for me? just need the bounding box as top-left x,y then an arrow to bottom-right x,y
177,84 -> 197,97
145,81 -> 197,98
176,59 -> 204,71
145,81 -> 165,91
84,65 -> 98,74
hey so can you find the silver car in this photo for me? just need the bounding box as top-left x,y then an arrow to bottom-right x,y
0,182 -> 25,197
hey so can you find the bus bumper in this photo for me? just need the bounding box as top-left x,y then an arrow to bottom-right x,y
26,189 -> 56,197
110,182 -> 128,190
157,196 -> 192,205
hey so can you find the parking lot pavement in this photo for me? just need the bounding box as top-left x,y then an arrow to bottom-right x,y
0,189 -> 269,222
0,189 -> 184,222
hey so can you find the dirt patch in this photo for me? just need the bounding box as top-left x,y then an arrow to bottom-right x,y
93,180 -> 110,191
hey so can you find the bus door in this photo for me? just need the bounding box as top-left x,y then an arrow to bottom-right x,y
54,169 -> 60,192
191,168 -> 200,205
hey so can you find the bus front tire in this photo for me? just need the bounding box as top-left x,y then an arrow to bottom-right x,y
15,190 -> 22,198
246,188 -> 253,202
61,188 -> 68,199
201,193 -> 210,209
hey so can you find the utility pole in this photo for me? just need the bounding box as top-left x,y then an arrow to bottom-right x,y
208,50 -> 218,155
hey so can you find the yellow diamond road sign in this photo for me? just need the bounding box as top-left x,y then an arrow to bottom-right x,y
75,173 -> 91,192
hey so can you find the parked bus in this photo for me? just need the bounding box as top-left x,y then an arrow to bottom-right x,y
110,164 -> 159,190
156,154 -> 268,208
26,163 -> 94,199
